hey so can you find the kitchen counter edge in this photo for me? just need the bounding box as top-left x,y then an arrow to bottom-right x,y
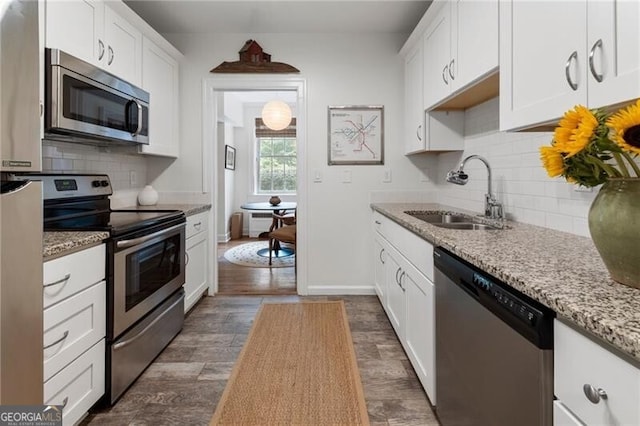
371,202 -> 640,365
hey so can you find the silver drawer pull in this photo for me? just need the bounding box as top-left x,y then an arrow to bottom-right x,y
379,248 -> 385,264
374,220 -> 381,225
61,396 -> 69,408
583,384 -> 607,404
589,38 -> 604,82
44,330 -> 69,350
193,222 -> 202,230
44,274 -> 71,288
112,295 -> 183,350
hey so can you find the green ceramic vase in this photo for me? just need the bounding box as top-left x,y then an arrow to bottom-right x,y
588,178 -> 640,289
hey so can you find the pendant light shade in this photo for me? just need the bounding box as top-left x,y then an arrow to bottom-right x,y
261,100 -> 292,131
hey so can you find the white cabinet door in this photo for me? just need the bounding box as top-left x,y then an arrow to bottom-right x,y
385,248 -> 405,339
45,0 -> 105,66
373,236 -> 386,306
103,5 -> 141,85
450,0 -> 498,92
139,36 -> 180,158
500,1 -> 587,131
423,2 -> 451,110
404,266 -> 436,405
404,42 -> 425,154
587,0 -> 640,109
185,231 -> 207,313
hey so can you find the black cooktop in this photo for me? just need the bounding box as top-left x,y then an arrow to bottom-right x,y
44,209 -> 185,236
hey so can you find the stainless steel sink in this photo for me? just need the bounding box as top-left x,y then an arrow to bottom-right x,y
431,222 -> 500,230
404,211 -> 470,224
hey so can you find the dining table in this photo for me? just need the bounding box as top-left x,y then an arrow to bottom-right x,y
240,201 -> 297,257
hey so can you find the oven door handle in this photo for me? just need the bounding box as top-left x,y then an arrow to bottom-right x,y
116,223 -> 184,249
112,294 -> 183,351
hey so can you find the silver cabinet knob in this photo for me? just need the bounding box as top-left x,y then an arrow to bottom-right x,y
583,384 -> 607,404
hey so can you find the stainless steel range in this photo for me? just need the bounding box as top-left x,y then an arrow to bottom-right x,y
15,173 -> 186,404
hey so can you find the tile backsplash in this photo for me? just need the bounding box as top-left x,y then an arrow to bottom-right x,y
42,139 -> 147,193
433,97 -> 598,237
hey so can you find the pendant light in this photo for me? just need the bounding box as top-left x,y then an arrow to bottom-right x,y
261,100 -> 292,131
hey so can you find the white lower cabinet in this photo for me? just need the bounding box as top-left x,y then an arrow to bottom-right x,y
43,244 -> 106,425
44,340 -> 105,426
371,211 -> 436,404
184,211 -> 209,312
554,319 -> 640,426
373,236 -> 386,306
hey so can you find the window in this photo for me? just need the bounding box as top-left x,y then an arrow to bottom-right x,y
255,118 -> 297,194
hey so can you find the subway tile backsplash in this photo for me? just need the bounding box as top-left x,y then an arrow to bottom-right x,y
433,97 -> 598,238
42,139 -> 147,193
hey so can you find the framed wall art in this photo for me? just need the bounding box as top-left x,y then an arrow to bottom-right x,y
328,105 -> 384,165
225,145 -> 236,170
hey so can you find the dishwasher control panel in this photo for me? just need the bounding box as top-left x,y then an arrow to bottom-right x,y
472,272 -> 541,327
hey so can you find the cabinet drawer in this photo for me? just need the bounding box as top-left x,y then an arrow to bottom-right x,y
553,401 -> 584,426
44,339 -> 105,426
554,319 -> 640,425
373,212 -> 434,281
44,281 -> 106,381
186,211 -> 208,239
43,244 -> 106,308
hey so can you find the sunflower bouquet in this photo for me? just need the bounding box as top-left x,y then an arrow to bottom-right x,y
540,100 -> 640,187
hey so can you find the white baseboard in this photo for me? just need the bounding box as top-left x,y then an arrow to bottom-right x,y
306,285 -> 376,296
217,232 -> 230,243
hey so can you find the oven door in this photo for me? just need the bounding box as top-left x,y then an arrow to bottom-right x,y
112,222 -> 185,338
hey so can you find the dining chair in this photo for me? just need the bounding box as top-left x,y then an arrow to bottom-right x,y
268,224 -> 296,267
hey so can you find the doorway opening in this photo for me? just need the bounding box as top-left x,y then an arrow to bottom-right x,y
204,77 -> 306,297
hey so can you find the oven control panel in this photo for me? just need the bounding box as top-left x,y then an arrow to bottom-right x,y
9,174 -> 113,199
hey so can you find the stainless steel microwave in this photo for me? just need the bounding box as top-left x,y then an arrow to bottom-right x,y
45,48 -> 149,145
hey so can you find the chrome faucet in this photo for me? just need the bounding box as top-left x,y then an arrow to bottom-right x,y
446,155 -> 504,220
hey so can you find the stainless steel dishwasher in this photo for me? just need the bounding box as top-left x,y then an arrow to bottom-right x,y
434,247 -> 554,426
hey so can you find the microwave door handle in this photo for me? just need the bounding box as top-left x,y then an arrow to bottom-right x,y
134,100 -> 142,136
125,100 -> 143,136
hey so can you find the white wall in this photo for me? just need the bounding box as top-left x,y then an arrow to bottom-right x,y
432,98 -> 598,237
149,32 -> 438,294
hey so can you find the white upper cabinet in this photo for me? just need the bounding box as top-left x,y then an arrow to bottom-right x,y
103,5 -> 142,85
45,0 -> 142,85
586,0 -> 640,109
45,0 -> 105,65
404,42 -> 426,154
500,0 -> 640,131
450,0 -> 499,93
423,0 -> 498,111
423,2 -> 451,110
139,36 -> 180,158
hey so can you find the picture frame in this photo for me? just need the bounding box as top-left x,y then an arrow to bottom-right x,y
328,105 -> 384,165
225,145 -> 236,170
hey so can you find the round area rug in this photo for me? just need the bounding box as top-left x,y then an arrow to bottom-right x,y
223,241 -> 295,268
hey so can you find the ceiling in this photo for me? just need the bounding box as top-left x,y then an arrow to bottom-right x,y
123,0 -> 431,35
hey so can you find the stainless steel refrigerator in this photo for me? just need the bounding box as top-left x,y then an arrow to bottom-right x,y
0,0 -> 44,404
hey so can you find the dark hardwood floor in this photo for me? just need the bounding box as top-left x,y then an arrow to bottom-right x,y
217,237 -> 297,295
83,295 -> 438,425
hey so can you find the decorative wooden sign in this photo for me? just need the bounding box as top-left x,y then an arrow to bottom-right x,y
210,39 -> 299,74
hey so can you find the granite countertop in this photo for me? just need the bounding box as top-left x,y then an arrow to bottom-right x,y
43,231 -> 109,260
372,202 -> 640,364
121,203 -> 212,217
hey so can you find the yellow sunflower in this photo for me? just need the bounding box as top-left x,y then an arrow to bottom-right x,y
539,145 -> 564,177
607,99 -> 640,155
553,105 -> 598,157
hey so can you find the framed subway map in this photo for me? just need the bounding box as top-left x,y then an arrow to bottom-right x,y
328,105 -> 384,165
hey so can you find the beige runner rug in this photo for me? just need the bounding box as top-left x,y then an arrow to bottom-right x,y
210,301 -> 370,425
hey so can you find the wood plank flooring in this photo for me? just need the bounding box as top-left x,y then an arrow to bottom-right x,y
217,237 -> 297,295
82,295 -> 439,426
